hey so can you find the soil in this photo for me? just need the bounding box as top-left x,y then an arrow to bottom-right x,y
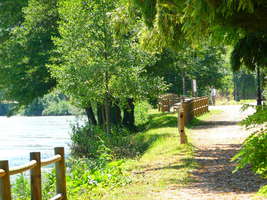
160,105 -> 267,200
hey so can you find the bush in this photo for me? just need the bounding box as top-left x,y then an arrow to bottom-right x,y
240,105 -> 267,127
12,156 -> 128,200
232,130 -> 267,177
233,105 -> 267,196
134,101 -> 151,126
70,123 -> 138,159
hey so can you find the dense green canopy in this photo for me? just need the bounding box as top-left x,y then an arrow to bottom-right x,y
0,0 -> 58,105
231,33 -> 267,71
134,0 -> 267,46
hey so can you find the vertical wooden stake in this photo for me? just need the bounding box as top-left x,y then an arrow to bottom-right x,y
178,108 -> 187,144
0,160 -> 11,200
55,147 -> 67,200
30,152 -> 42,200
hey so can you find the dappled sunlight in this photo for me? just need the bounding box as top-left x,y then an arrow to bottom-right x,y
191,144 -> 267,193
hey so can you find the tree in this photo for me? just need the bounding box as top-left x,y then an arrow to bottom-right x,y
0,0 -> 27,43
133,0 -> 267,45
50,0 -> 167,132
231,33 -> 267,105
145,45 -> 227,97
0,0 -> 58,106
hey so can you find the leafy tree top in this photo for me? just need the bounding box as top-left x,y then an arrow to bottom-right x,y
133,0 -> 267,46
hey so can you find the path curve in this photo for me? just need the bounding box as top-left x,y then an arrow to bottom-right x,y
161,105 -> 267,200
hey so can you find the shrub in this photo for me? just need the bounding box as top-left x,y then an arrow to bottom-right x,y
232,130 -> 267,177
70,123 -> 138,158
134,101 -> 151,126
240,105 -> 267,127
233,105 -> 267,196
12,156 -> 128,200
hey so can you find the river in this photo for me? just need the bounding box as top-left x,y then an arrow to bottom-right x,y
0,115 -> 85,168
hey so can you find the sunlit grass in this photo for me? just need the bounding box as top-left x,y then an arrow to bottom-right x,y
100,110 -> 220,200
77,109 -> 220,200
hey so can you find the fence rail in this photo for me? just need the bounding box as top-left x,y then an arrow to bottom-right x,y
180,96 -> 209,124
177,96 -> 209,144
0,147 -> 67,200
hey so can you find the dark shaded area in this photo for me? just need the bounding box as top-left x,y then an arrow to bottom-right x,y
188,116 -> 240,129
144,144 -> 267,193
187,144 -> 267,193
190,120 -> 240,130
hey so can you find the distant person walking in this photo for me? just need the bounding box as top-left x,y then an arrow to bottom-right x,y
211,87 -> 217,105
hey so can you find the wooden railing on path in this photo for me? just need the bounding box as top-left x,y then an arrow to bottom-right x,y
182,96 -> 209,124
0,147 -> 67,200
177,97 -> 209,144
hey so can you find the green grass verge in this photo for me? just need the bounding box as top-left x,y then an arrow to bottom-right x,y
97,110 -> 220,200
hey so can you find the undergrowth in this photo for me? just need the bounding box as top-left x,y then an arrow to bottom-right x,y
232,105 -> 267,197
11,107 -> 215,199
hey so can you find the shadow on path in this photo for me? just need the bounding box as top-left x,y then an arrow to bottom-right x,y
189,144 -> 267,193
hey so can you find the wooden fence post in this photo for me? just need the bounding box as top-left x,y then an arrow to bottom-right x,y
178,108 -> 187,144
30,152 -> 42,200
0,160 -> 11,200
54,147 -> 67,200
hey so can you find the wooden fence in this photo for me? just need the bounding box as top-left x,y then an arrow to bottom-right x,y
178,97 -> 209,144
0,147 -> 67,200
158,93 -> 180,112
182,96 -> 209,124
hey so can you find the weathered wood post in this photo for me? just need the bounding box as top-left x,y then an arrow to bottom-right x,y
0,160 -> 11,200
178,107 -> 188,144
182,100 -> 193,124
55,147 -> 67,200
30,152 -> 42,200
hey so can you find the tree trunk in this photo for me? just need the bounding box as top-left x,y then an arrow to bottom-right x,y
104,95 -> 111,134
97,104 -> 104,127
122,98 -> 135,129
256,65 -> 262,106
85,106 -> 97,125
110,103 -> 122,125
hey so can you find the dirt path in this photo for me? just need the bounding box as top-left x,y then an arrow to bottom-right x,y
160,105 -> 267,200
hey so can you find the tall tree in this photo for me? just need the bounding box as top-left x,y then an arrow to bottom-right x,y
231,33 -> 267,105
50,0 -> 167,131
0,0 -> 58,106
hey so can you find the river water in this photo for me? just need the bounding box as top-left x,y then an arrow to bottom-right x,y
0,116 -> 85,168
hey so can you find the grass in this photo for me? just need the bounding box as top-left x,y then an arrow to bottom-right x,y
98,110 -> 220,200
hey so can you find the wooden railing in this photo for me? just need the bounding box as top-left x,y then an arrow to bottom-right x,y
0,147 -> 67,200
177,97 -> 209,144
180,96 -> 209,124
158,93 -> 180,112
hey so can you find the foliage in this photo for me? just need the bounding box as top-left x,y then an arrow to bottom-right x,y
233,105 -> 267,195
50,0 -> 166,110
232,130 -> 267,177
133,0 -> 267,47
12,174 -> 31,200
240,105 -> 267,127
258,185 -> 267,198
12,156 -> 128,200
231,33 -> 267,71
66,157 -> 128,198
145,46 -> 228,96
0,0 -> 58,105
0,0 -> 27,42
134,101 -> 151,126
